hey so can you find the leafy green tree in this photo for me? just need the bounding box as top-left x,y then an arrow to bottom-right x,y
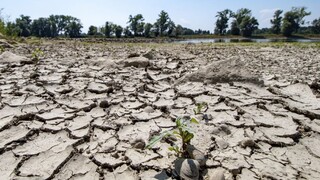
230,20 -> 240,35
88,25 -> 98,35
98,26 -> 105,35
175,24 -> 183,36
31,18 -> 44,37
32,15 -> 68,37
214,9 -> 233,35
127,14 -> 144,36
31,18 -> 54,37
104,21 -> 113,37
152,22 -> 160,37
113,25 -> 123,38
230,8 -> 258,37
281,7 -> 311,36
2,14 -> 81,38
0,21 -> 4,36
41,18 -> 53,37
47,15 -> 58,37
31,18 -> 40,37
230,8 -> 251,35
239,16 -> 259,37
65,18 -> 82,38
0,8 -> 5,35
5,22 -> 18,36
15,15 -> 32,37
123,26 -> 132,37
183,28 -> 195,35
31,16 -> 79,38
56,15 -> 71,35
270,10 -> 283,34
254,27 -> 271,34
312,18 -> 320,34
234,8 -> 251,23
195,29 -> 210,35
156,10 -> 171,36
167,20 -> 176,36
144,23 -> 152,37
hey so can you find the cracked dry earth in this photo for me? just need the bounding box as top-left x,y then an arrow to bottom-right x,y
0,41 -> 320,180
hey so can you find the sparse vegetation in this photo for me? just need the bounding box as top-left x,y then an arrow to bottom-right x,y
193,102 -> 208,115
146,117 -> 199,158
31,48 -> 44,63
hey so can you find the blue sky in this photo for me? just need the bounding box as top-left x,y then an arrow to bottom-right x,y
1,0 -> 319,32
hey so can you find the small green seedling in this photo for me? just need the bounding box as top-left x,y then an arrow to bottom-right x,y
146,117 -> 199,157
31,48 -> 44,63
193,102 -> 208,115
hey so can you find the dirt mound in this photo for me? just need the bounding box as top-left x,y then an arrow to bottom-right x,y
120,56 -> 150,68
0,39 -> 14,49
0,33 -> 20,48
88,56 -> 119,69
178,57 -> 263,85
0,51 -> 31,64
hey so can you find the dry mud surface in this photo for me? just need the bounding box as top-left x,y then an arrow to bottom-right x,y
0,41 -> 320,180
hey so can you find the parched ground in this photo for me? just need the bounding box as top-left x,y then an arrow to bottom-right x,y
0,40 -> 320,180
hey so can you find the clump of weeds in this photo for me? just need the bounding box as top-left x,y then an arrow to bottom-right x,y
31,48 -> 44,63
146,116 -> 199,158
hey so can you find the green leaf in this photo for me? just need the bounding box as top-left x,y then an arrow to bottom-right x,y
190,117 -> 199,124
168,145 -> 180,154
184,132 -> 194,143
172,130 -> 182,138
146,130 -> 171,149
176,118 -> 182,127
172,130 -> 179,135
193,108 -> 197,115
194,102 -> 207,114
180,125 -> 194,134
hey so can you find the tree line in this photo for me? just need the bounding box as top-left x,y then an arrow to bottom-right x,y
1,13 -> 83,38
214,7 -> 319,37
0,7 -> 319,38
0,10 -> 208,38
87,10 -> 209,38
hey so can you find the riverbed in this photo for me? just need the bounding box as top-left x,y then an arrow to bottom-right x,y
0,41 -> 320,179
